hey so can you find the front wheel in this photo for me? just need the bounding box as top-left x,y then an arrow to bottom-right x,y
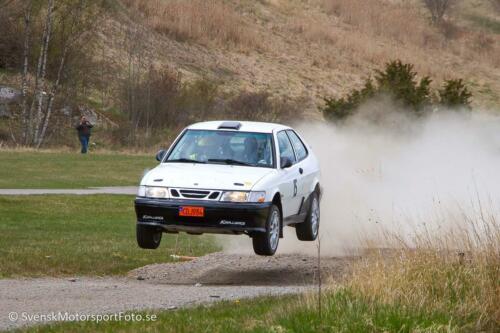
252,205 -> 281,256
296,192 -> 320,241
136,225 -> 162,249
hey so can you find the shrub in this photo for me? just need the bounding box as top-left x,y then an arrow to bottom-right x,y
323,80 -> 375,122
226,91 -> 272,121
225,91 -> 307,123
0,5 -> 23,70
322,60 -> 435,122
374,61 -> 432,112
438,79 -> 472,109
177,79 -> 220,122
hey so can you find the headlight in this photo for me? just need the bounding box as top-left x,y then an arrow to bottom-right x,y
143,186 -> 169,199
220,191 -> 266,203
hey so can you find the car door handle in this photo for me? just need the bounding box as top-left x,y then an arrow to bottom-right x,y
299,168 -> 303,174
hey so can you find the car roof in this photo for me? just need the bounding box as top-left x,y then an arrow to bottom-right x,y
187,121 -> 291,133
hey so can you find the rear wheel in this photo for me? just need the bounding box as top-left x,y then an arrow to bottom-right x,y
136,225 -> 162,249
252,205 -> 281,256
296,192 -> 320,241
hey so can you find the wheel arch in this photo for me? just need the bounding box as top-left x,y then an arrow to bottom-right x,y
310,178 -> 322,200
271,191 -> 284,238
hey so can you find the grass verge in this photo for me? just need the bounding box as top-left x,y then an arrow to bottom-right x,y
0,195 -> 218,277
14,288 -> 479,333
10,199 -> 499,332
0,151 -> 155,189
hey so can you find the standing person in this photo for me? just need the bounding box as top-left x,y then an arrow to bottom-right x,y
76,116 -> 93,154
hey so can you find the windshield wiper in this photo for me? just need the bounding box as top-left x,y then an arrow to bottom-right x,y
208,158 -> 252,166
167,158 -> 206,164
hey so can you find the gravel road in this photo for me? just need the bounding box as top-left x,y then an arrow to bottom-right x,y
130,252 -> 353,285
0,253 -> 353,331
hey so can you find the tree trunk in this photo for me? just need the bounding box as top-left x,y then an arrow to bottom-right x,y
36,46 -> 68,148
21,0 -> 32,144
33,0 -> 54,145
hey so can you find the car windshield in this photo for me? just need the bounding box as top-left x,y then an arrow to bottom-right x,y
165,130 -> 274,168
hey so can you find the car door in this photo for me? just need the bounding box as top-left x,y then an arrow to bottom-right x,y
286,130 -> 311,210
276,131 -> 302,218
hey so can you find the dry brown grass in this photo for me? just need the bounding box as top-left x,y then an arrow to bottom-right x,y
111,0 -> 499,109
321,0 -> 500,66
121,0 -> 261,50
274,0 -> 499,104
322,0 -> 439,48
347,206 -> 500,330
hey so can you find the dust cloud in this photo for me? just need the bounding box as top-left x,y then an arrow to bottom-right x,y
218,105 -> 500,256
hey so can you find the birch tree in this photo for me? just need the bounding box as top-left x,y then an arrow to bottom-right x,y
19,0 -> 101,147
20,0 -> 33,143
31,0 -> 54,145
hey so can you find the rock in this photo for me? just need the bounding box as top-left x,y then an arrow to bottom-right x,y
209,295 -> 220,298
194,283 -> 202,287
68,278 -> 78,282
61,105 -> 72,116
137,276 -> 145,281
167,306 -> 177,310
0,86 -> 21,103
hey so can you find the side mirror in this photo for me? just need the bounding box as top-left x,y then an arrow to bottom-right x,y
280,156 -> 293,169
155,150 -> 167,162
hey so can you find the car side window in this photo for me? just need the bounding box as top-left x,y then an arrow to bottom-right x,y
277,131 -> 296,166
286,130 -> 308,161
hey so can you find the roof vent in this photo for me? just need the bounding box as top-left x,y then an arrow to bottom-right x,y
218,121 -> 241,130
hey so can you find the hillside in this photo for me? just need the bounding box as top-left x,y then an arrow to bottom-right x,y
0,0 -> 499,148
112,0 -> 499,109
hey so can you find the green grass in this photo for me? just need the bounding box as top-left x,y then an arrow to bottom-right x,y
0,151 -> 156,188
16,289 -> 469,333
0,195 -> 218,277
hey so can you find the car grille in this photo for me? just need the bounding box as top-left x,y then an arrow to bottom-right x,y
170,188 -> 221,201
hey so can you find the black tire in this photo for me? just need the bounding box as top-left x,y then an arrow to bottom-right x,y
296,192 -> 320,241
252,205 -> 281,256
136,224 -> 162,249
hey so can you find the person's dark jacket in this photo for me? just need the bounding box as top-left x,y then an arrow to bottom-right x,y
76,121 -> 93,137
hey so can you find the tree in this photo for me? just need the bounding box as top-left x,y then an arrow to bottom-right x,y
15,0 -> 103,147
20,0 -> 33,143
438,79 -> 472,109
422,0 -> 457,24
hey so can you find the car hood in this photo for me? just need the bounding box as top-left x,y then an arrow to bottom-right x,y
141,163 -> 273,191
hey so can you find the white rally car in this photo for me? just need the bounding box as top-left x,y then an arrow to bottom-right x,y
135,121 -> 321,255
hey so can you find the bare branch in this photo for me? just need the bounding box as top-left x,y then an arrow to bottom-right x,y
422,0 -> 456,24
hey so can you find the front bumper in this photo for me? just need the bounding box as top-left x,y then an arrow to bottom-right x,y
135,197 -> 272,235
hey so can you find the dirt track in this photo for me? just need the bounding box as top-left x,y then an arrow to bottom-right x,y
1,253 -> 354,331
129,252 -> 354,285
